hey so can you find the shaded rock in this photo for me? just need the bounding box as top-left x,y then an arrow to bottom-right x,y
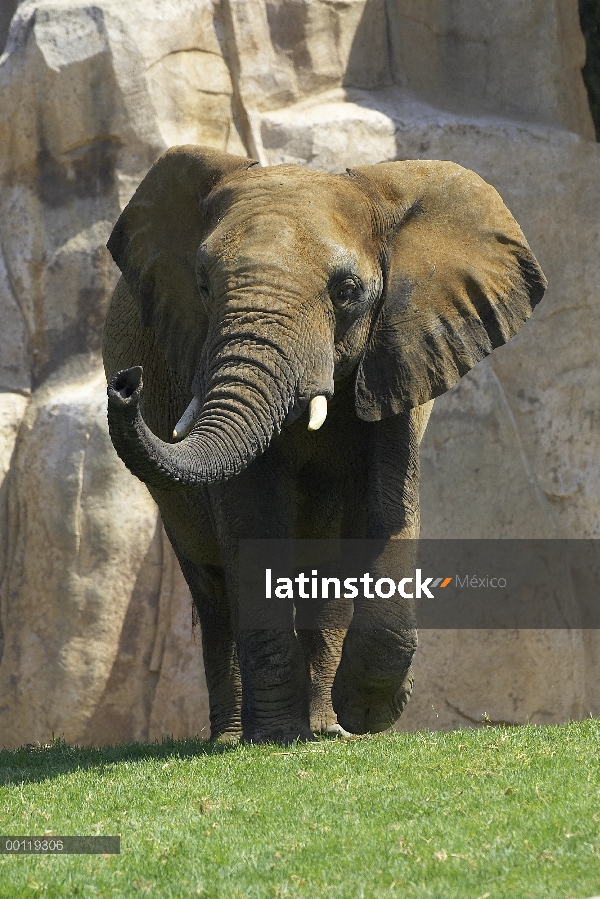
0,238 -> 30,394
385,0 -> 595,138
0,0 -> 19,55
81,521 -> 209,746
0,392 -> 29,649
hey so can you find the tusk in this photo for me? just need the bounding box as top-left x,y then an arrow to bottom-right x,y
307,395 -> 327,431
173,396 -> 202,440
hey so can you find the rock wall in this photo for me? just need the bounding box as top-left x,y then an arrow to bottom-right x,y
0,0 -> 598,748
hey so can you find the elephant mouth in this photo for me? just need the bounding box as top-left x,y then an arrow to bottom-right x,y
172,391 -> 329,441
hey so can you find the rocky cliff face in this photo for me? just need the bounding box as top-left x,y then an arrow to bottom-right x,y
0,0 -> 598,747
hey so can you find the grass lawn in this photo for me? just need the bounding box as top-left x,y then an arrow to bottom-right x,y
1,720 -> 599,898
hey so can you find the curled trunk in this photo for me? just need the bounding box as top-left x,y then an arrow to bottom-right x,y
107,350 -> 296,489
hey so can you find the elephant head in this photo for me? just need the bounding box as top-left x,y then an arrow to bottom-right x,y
106,146 -> 546,488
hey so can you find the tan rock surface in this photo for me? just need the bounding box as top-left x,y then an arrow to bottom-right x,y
0,364 -> 157,746
0,0 -> 597,747
0,0 -> 213,748
147,529 -> 210,744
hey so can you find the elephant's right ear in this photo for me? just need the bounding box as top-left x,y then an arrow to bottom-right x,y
107,145 -> 257,383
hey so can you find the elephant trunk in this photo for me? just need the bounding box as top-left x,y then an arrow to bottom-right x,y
107,341 -> 299,489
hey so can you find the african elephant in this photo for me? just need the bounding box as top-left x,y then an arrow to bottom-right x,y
103,146 -> 546,743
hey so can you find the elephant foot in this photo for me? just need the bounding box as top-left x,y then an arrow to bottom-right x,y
321,722 -> 352,738
309,704 -> 351,738
332,628 -> 416,734
209,729 -> 242,745
332,665 -> 414,734
242,725 -> 316,745
208,712 -> 243,744
334,669 -> 413,734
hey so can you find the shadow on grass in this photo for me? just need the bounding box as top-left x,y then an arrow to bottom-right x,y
0,735 -> 241,787
0,731 -> 361,787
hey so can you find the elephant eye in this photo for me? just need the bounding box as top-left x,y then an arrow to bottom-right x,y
330,276 -> 363,308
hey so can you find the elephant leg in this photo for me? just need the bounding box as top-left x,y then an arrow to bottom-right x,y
292,417 -> 370,737
150,499 -> 244,743
208,453 -> 313,744
237,630 -> 312,743
153,486 -> 245,742
332,408 -> 428,734
297,628 -> 348,734
333,625 -> 417,735
177,557 -> 243,742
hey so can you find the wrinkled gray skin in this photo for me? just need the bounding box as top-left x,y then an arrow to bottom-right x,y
103,147 -> 546,743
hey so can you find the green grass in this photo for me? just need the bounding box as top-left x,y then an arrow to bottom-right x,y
1,721 -> 599,898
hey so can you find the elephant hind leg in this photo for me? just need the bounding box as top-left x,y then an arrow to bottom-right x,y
297,628 -> 348,735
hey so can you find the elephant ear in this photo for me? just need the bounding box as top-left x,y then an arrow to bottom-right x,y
352,160 -> 547,421
107,145 -> 257,384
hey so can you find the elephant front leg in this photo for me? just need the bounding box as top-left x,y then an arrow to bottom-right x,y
177,558 -> 243,742
332,409 -> 425,734
332,626 -> 417,735
238,629 -> 312,743
152,488 -> 243,743
152,547 -> 243,741
209,458 -> 313,744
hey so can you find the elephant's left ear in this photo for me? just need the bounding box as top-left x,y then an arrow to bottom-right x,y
107,145 -> 257,383
352,160 -> 547,421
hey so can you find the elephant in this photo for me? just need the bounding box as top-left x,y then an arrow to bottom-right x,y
102,146 -> 546,743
